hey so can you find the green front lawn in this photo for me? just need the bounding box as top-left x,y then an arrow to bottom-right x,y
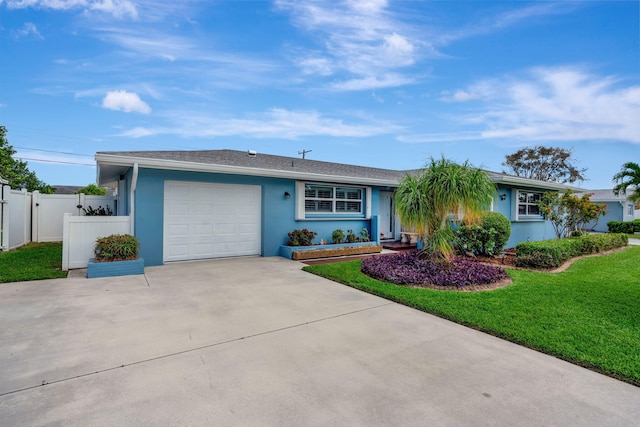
303,246 -> 640,386
0,242 -> 67,283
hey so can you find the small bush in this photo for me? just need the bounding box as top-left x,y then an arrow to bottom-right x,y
94,234 -> 140,262
361,251 -> 508,288
83,205 -> 113,216
345,229 -> 358,243
331,229 -> 345,244
287,229 -> 317,246
515,234 -> 628,269
455,211 -> 511,256
608,219 -> 640,234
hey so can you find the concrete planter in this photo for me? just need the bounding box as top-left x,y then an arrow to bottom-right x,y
279,242 -> 382,260
87,258 -> 145,279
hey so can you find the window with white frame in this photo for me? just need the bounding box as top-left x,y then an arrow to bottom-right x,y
296,182 -> 371,220
304,184 -> 363,214
517,191 -> 542,216
628,204 -> 635,216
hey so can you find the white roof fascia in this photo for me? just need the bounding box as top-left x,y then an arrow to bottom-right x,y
95,154 -> 401,187
491,175 -> 581,192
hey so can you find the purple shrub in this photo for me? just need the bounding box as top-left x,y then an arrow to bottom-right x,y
361,251 -> 508,288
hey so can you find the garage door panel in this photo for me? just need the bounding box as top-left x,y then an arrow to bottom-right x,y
164,181 -> 261,262
167,244 -> 189,258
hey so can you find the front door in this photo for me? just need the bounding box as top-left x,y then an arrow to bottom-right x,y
379,191 -> 394,239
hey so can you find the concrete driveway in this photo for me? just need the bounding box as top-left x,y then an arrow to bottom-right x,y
0,257 -> 638,426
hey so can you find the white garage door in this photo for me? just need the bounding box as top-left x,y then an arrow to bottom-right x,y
164,181 -> 261,262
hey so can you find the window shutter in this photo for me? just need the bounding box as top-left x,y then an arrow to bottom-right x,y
295,181 -> 306,220
511,189 -> 518,221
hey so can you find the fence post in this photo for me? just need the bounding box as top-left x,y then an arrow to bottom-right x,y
31,190 -> 40,243
22,189 -> 31,245
1,184 -> 9,251
62,213 -> 71,271
78,193 -> 86,215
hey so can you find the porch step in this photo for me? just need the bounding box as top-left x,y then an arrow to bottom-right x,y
381,240 -> 417,251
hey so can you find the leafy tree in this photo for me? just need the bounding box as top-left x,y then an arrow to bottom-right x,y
395,157 -> 496,261
76,184 -> 107,195
502,146 -> 586,184
537,190 -> 607,238
0,126 -> 54,193
612,162 -> 640,204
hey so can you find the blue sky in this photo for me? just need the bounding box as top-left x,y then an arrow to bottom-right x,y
1,0 -> 638,189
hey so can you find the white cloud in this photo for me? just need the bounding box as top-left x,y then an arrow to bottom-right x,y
117,107 -> 399,139
276,0 -> 421,91
440,81 -> 498,102
102,90 -> 151,114
297,55 -> 334,76
5,0 -> 138,19
330,74 -> 414,91
13,22 -> 43,39
406,67 -> 640,145
437,2 -> 582,45
89,0 -> 137,19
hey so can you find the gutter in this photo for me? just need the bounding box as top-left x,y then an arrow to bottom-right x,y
130,163 -> 138,236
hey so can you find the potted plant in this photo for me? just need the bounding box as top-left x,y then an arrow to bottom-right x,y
87,234 -> 144,278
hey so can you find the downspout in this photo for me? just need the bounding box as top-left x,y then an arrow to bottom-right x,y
130,163 -> 139,235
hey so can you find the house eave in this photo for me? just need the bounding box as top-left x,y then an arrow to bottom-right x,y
491,175 -> 582,192
95,154 -> 401,187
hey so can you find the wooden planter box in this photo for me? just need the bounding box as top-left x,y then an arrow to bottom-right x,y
87,258 -> 145,279
279,243 -> 382,261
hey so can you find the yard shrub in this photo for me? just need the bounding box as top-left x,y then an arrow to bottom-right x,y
455,211 -> 511,256
83,205 -> 113,216
515,233 -> 628,269
94,234 -> 140,262
607,219 -> 640,234
361,251 -> 508,288
345,229 -> 358,243
538,190 -> 607,238
287,228 -> 317,246
331,229 -> 345,244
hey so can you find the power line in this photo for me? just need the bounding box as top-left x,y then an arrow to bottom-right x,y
14,147 -> 94,157
15,157 -> 95,166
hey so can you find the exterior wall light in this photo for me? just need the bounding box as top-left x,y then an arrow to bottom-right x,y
500,194 -> 507,201
284,191 -> 291,200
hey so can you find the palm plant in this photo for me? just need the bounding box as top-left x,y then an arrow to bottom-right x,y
613,162 -> 640,204
395,157 -> 496,261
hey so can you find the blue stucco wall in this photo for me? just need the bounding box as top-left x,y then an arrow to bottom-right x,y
589,202 -> 622,232
492,184 -> 556,248
131,168 -> 382,265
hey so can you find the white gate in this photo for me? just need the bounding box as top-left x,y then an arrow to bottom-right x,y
1,187 -> 33,250
32,192 -> 116,242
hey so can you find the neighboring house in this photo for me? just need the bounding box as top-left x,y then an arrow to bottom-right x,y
578,189 -> 640,232
95,149 -> 576,266
53,185 -> 83,195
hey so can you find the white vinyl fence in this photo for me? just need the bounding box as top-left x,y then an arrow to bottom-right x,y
62,213 -> 131,270
0,188 -> 117,252
1,186 -> 33,251
32,192 -> 116,242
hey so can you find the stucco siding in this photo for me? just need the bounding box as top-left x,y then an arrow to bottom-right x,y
132,168 -> 380,266
589,202 -> 623,232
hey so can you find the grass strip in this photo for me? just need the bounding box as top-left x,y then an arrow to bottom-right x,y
303,246 -> 640,386
0,242 -> 67,283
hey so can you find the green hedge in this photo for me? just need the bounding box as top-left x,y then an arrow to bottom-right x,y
607,219 -> 640,234
515,233 -> 628,269
454,211 -> 511,256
